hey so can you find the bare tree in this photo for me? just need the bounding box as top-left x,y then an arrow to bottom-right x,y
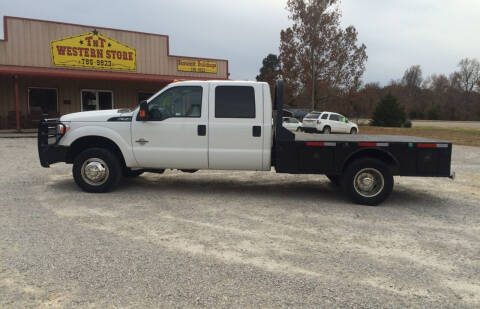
457,58 -> 480,93
279,0 -> 367,110
402,65 -> 423,89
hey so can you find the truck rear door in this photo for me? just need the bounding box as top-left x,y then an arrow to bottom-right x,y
208,83 -> 264,170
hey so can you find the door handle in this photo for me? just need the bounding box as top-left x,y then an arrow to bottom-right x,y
252,125 -> 261,137
135,138 -> 149,145
198,125 -> 206,136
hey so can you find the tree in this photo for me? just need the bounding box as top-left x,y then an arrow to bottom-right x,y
370,94 -> 406,127
279,0 -> 367,110
402,65 -> 423,89
457,58 -> 480,93
256,54 -> 281,99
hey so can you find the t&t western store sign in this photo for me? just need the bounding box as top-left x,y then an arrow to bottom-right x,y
50,30 -> 137,71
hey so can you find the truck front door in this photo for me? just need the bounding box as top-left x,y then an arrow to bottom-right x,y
208,83 -> 264,170
131,85 -> 208,169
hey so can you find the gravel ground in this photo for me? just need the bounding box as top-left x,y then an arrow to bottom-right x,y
0,138 -> 479,308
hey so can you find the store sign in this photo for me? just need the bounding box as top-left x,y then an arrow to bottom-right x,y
177,59 -> 217,74
50,31 -> 136,71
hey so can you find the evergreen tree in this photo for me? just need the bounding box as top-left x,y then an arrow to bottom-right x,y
371,94 -> 406,127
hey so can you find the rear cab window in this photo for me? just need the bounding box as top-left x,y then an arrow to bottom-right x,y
321,113 -> 329,120
215,86 -> 255,118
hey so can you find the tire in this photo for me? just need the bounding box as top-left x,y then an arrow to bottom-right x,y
323,126 -> 331,134
350,127 -> 358,134
123,168 -> 144,177
341,158 -> 393,206
326,175 -> 340,186
73,148 -> 122,193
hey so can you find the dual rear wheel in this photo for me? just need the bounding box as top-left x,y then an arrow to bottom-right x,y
328,158 -> 393,206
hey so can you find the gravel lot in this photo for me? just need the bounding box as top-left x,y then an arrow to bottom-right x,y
0,138 -> 479,308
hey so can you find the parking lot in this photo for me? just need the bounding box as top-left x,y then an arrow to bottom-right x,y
0,138 -> 479,308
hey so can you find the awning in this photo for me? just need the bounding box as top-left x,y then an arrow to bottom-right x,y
0,65 -> 225,82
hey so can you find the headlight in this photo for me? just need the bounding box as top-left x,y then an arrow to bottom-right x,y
57,123 -> 70,135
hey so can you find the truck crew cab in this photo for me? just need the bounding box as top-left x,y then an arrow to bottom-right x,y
38,80 -> 454,205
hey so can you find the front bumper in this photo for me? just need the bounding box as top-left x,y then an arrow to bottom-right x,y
38,119 -> 69,167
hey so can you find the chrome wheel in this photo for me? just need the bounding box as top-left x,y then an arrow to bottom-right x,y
353,168 -> 384,198
81,158 -> 109,186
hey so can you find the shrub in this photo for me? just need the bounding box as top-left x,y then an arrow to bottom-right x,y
370,94 -> 406,127
403,120 -> 412,128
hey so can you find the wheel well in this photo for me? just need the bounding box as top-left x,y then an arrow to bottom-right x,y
342,149 -> 399,174
67,136 -> 126,167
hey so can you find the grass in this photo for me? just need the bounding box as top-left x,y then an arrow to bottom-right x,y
359,126 -> 480,147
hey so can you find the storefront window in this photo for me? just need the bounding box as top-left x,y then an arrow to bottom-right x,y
81,90 -> 114,111
28,88 -> 58,115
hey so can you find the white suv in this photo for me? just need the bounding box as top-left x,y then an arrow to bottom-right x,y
302,111 -> 358,134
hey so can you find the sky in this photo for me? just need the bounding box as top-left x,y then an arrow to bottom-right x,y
1,0 -> 479,85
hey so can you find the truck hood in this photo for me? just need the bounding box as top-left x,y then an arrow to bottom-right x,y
60,109 -> 134,122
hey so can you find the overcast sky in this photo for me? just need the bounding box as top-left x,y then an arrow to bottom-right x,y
1,0 -> 479,85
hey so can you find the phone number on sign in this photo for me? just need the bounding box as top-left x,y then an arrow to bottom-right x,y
81,59 -> 112,67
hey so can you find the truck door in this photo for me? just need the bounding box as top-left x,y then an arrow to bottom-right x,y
208,83 -> 264,170
131,84 -> 208,169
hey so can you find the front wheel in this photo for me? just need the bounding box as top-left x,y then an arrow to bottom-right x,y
350,127 -> 358,134
73,148 -> 122,193
341,158 -> 393,206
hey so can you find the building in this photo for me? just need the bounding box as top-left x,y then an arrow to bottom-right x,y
0,16 -> 229,130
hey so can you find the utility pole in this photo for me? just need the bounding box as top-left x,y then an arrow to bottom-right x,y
311,45 -> 315,111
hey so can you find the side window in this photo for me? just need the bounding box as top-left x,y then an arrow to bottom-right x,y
329,114 -> 340,121
147,86 -> 202,121
321,113 -> 328,120
215,86 -> 255,118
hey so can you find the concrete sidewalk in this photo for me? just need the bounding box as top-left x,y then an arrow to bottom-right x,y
0,129 -> 37,138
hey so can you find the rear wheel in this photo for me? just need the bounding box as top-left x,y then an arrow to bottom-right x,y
323,126 -> 331,134
342,158 -> 393,206
73,148 -> 122,193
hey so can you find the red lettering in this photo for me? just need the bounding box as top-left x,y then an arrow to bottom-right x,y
66,46 -> 72,56
56,46 -> 67,55
122,51 -> 127,60
72,47 -> 78,56
106,50 -> 111,59
78,47 -> 83,57
96,49 -> 103,58
84,48 -> 89,57
116,51 -> 122,59
98,37 -> 106,48
84,36 -> 93,46
90,48 -> 96,58
128,51 -> 133,61
93,40 -> 98,47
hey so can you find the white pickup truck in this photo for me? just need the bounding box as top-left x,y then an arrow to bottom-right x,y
39,80 -> 453,205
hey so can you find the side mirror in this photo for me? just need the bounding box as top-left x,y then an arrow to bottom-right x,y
138,100 -> 148,121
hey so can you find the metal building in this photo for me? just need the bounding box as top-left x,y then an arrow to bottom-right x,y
0,16 -> 229,130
